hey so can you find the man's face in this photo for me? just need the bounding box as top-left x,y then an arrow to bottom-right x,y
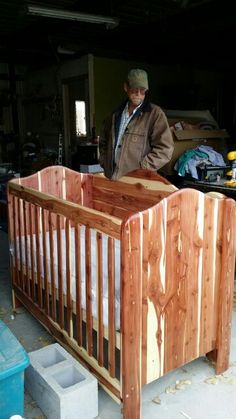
124,83 -> 147,107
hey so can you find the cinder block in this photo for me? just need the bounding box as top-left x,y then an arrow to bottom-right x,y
25,343 -> 98,419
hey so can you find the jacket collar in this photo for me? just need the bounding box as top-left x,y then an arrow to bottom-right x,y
114,95 -> 152,118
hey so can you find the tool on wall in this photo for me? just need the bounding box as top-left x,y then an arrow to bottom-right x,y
57,133 -> 63,165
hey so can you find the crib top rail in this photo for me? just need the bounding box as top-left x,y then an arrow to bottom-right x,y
8,181 -> 122,239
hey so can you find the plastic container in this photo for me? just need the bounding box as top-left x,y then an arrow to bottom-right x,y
0,320 -> 30,419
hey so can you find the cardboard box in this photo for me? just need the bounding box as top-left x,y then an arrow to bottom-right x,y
161,110 -> 229,176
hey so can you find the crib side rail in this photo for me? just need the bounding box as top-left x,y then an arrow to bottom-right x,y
7,182 -> 123,402
8,182 -> 121,239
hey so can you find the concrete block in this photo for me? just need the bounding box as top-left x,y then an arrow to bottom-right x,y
25,343 -> 98,419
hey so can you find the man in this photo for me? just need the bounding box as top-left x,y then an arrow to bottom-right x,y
99,68 -> 174,180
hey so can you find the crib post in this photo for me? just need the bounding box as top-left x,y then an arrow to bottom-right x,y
214,198 -> 236,374
121,216 -> 142,419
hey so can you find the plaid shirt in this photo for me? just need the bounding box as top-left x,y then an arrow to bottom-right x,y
114,101 -> 142,163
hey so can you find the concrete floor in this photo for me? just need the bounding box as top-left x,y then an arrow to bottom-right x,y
0,229 -> 236,419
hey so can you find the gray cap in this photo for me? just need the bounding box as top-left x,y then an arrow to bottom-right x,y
127,68 -> 149,89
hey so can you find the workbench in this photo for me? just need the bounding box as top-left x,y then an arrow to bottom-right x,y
181,178 -> 236,199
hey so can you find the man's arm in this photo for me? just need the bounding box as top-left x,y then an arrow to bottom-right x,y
140,108 -> 174,171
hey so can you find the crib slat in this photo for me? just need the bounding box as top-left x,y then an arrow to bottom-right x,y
42,209 -> 50,315
108,237 -> 116,378
57,215 -> 64,329
17,198 -> 24,289
85,227 -> 93,356
29,204 -> 35,300
65,218 -> 73,337
35,206 -> 42,308
23,201 -> 30,296
74,224 -> 82,346
12,196 -> 18,286
96,232 -> 104,366
49,212 -> 56,321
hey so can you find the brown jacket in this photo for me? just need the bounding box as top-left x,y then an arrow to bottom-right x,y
99,98 -> 174,180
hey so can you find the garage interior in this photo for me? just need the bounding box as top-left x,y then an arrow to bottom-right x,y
1,0 -> 236,177
0,1 -> 236,418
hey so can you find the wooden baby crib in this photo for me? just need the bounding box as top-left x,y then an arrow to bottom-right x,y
7,166 -> 236,419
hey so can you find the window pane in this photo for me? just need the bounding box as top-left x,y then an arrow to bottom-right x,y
75,101 -> 86,136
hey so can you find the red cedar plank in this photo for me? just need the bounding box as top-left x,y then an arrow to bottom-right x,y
93,200 -> 131,220
85,227 -> 93,355
66,218 -> 73,337
212,199 -> 224,342
162,193 -> 182,373
216,198 -> 236,373
29,204 -> 35,300
75,224 -> 82,346
49,212 -> 56,321
65,170 -> 83,204
42,209 -> 50,315
42,168 -> 66,233
18,172 -> 39,190
125,168 -> 172,183
17,198 -> 24,289
39,166 -> 58,231
97,232 -> 104,366
108,236 -> 116,378
12,196 -> 18,286
142,205 -> 164,382
81,174 -> 93,207
205,198 -> 225,365
200,196 -> 218,354
57,214 -> 64,329
92,186 -> 159,212
121,216 -> 142,419
182,191 -> 204,364
93,176 -> 171,200
35,205 -> 42,308
23,201 -> 30,296
40,166 -> 64,198
164,190 -> 201,372
141,212 -> 149,385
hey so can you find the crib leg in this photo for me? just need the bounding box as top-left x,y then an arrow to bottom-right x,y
206,283 -> 234,374
122,387 -> 141,419
12,289 -> 22,310
206,338 -> 231,375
